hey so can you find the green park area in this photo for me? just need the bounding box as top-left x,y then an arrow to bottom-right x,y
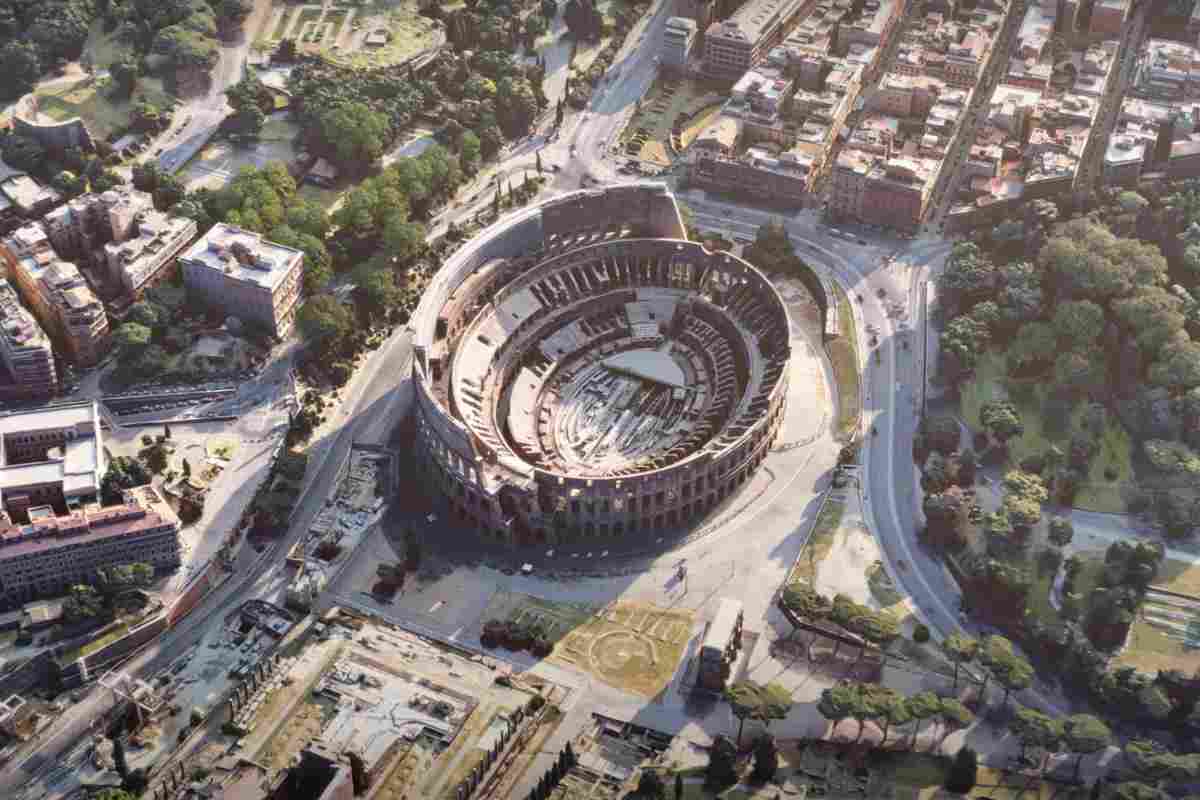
35,76 -> 174,141
828,284 -> 860,442
960,352 -> 1133,513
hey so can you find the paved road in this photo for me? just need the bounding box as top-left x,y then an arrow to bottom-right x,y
148,0 -> 276,173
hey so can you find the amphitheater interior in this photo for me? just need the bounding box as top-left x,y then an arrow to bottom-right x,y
410,184 -> 792,545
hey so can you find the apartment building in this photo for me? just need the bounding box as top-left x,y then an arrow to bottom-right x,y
842,0 -> 896,46
0,175 -> 59,230
102,211 -> 197,301
770,1 -> 846,68
869,73 -> 947,117
663,16 -> 699,67
1103,124 -> 1158,185
831,149 -> 938,231
0,402 -> 104,522
0,279 -> 57,402
42,188 -> 153,261
0,485 -> 180,605
723,66 -> 795,142
1,224 -> 110,367
39,187 -> 195,305
703,0 -> 811,77
179,224 -> 304,338
691,143 -> 818,203
1089,0 -> 1129,39
1134,39 -> 1200,100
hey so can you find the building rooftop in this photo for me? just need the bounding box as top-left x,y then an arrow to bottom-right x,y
0,402 -> 104,507
0,176 -> 59,213
181,223 -> 304,292
103,211 -> 196,290
4,223 -> 50,255
707,0 -> 804,43
0,484 -> 176,558
1105,133 -> 1149,166
1120,96 -> 1175,125
0,279 -> 50,354
666,15 -> 698,33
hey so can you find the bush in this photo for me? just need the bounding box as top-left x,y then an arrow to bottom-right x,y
944,747 -> 978,794
1019,454 -> 1045,474
912,623 -> 931,643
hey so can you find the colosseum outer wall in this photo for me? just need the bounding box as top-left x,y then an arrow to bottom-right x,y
410,183 -> 789,545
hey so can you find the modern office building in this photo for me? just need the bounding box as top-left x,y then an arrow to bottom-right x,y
0,279 -> 57,402
179,224 -> 305,338
1,224 -> 111,367
0,484 -> 180,605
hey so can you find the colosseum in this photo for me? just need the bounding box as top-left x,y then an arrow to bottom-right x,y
410,183 -> 791,544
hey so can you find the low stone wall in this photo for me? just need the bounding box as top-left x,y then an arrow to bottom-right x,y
12,93 -> 96,152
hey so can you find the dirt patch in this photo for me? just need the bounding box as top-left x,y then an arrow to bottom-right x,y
477,593 -> 694,697
258,693 -> 339,770
1154,558 -> 1200,597
620,77 -> 726,166
813,519 -> 878,602
1115,586 -> 1200,674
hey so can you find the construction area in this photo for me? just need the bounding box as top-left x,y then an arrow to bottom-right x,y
166,607 -> 568,800
285,445 -> 395,612
476,592 -> 696,697
546,715 -> 674,800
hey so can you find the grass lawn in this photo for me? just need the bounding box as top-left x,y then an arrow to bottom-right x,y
959,350 -> 1133,513
298,183 -> 346,210
679,103 -> 723,149
790,495 -> 845,585
1025,551 -> 1104,629
36,76 -> 174,141
1113,559 -> 1200,673
83,20 -> 132,69
62,622 -> 131,663
1114,611 -> 1196,674
1155,558 -> 1200,595
828,283 -> 860,442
